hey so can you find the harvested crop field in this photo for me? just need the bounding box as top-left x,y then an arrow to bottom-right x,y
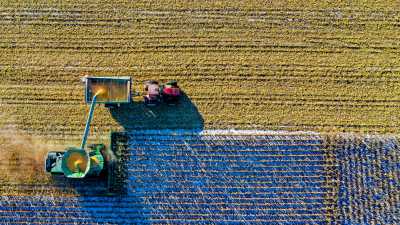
2,1 -> 400,146
0,1 -> 400,224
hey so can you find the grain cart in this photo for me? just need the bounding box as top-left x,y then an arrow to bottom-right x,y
84,76 -> 132,108
45,76 -> 131,193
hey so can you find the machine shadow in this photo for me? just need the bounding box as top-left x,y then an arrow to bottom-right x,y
50,175 -> 114,195
109,92 -> 204,130
49,93 -> 204,195
106,92 -> 204,223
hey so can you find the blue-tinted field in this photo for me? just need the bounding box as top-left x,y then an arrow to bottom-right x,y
0,130 -> 335,224
1,130 -> 398,224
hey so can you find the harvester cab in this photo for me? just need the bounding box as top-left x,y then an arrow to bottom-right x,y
143,80 -> 161,106
144,80 -> 181,106
45,76 -> 131,194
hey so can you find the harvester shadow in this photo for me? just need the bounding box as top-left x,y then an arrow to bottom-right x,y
50,175 -> 111,195
109,92 -> 204,130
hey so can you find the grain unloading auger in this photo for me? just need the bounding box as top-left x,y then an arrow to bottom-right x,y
45,76 -> 132,193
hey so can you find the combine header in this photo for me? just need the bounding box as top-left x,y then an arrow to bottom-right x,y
45,76 -> 131,193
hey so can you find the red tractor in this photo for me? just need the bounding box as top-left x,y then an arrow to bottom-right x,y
144,80 -> 181,106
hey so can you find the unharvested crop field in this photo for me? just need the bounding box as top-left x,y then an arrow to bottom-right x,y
1,1 -> 400,145
0,130 -> 398,224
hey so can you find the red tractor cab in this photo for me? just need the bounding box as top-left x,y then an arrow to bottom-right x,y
160,80 -> 181,105
143,80 -> 161,106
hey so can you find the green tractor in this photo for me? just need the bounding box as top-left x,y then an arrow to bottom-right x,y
45,76 -> 131,193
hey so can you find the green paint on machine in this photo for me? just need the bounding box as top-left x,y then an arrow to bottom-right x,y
44,76 -> 132,194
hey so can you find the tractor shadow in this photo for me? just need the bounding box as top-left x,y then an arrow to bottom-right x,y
109,92 -> 204,130
106,92 -> 203,223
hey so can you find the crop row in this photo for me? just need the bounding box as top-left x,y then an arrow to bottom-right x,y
0,10 -> 399,27
3,30 -> 400,46
0,0 -> 399,10
1,54 -> 399,74
2,72 -> 400,90
0,7 -> 399,17
0,11 -> 398,22
3,40 -> 400,51
325,134 -> 399,224
1,51 -> 398,68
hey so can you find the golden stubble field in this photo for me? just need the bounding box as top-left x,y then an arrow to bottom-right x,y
1,0 -> 400,147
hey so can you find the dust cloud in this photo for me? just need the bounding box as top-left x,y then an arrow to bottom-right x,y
0,128 -> 52,183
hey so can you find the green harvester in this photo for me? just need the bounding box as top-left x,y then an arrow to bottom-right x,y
45,76 -> 131,192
